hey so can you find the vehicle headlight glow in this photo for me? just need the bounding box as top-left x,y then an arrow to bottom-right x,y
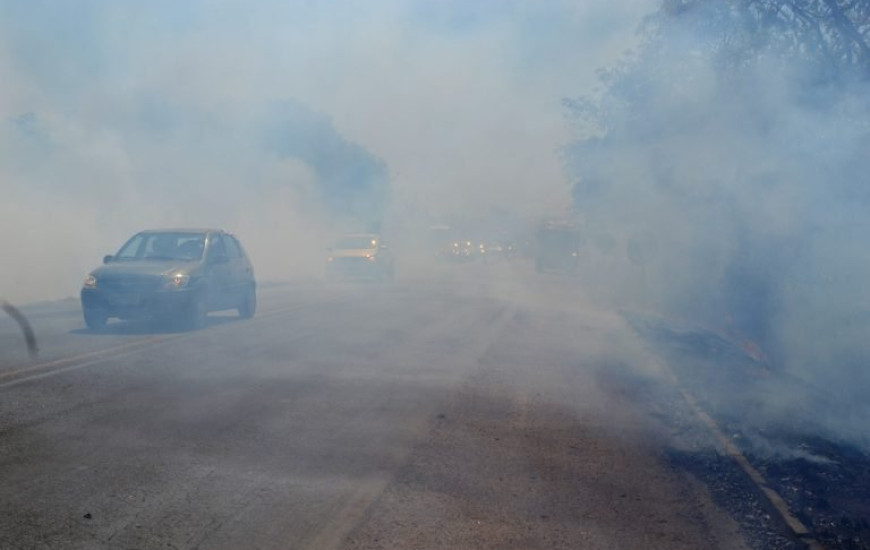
165,273 -> 190,289
83,275 -> 97,289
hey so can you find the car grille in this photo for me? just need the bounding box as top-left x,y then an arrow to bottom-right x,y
334,257 -> 378,270
99,274 -> 163,295
335,257 -> 374,265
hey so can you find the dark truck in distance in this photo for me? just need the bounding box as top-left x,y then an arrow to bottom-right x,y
535,218 -> 581,273
80,229 -> 256,330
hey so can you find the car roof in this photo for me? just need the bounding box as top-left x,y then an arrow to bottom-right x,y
138,228 -> 223,235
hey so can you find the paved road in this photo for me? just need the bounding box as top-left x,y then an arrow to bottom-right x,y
0,265 -> 751,549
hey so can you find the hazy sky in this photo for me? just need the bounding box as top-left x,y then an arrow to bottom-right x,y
0,0 -> 657,301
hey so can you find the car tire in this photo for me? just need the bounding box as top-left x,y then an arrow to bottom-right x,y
238,285 -> 256,319
183,290 -> 208,331
83,307 -> 108,331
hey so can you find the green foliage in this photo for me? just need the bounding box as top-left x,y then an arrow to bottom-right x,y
562,0 -> 870,367
567,0 -> 870,138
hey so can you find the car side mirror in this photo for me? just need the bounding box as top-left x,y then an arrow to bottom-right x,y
103,254 -> 114,264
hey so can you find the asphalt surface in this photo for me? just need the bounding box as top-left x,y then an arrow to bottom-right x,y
0,262 -> 782,549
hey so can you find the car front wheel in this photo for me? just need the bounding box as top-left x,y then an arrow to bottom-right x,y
182,290 -> 208,331
83,307 -> 108,331
238,286 -> 256,319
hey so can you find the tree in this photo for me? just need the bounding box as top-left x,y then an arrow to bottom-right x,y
563,0 -> 870,367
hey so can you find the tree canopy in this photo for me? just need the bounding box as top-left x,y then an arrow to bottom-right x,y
562,0 -> 870,386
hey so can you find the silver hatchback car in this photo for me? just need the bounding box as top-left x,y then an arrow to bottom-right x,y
80,229 -> 256,330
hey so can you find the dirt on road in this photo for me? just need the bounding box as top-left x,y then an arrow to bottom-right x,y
341,304 -> 750,550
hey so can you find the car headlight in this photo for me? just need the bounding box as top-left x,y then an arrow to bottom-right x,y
164,273 -> 190,289
83,275 -> 97,289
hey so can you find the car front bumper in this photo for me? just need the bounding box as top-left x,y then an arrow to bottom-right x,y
326,258 -> 387,278
81,287 -> 199,320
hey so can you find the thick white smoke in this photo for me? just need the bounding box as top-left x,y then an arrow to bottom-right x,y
1,0 -> 654,302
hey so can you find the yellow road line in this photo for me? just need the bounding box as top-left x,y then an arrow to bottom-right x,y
0,299 -> 319,388
0,344 -> 183,390
657,360 -> 827,550
0,335 -> 179,383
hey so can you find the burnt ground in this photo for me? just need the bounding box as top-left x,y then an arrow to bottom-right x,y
626,312 -> 870,550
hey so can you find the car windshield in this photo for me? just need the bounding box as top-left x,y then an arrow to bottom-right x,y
334,236 -> 378,250
116,232 -> 206,261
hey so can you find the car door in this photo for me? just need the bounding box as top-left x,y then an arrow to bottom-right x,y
222,234 -> 251,305
204,233 -> 234,310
